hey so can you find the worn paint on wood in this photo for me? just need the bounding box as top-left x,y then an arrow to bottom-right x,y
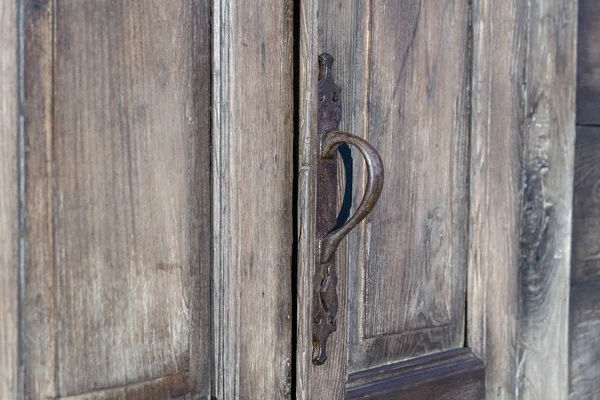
212,0 -> 295,398
469,0 -> 576,399
0,0 -> 18,397
23,1 -> 212,397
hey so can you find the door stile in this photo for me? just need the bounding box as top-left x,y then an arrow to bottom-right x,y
468,0 -> 577,398
212,0 -> 296,398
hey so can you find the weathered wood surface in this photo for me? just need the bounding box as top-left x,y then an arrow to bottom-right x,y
57,373 -> 196,400
296,0 -> 329,397
571,127 -> 600,285
320,0 -> 470,372
22,0 -> 56,397
346,349 -> 485,400
576,0 -> 600,125
569,281 -> 600,400
212,0 -> 294,398
469,1 -> 576,400
569,127 -> 600,399
357,0 -> 469,348
299,0 -> 470,398
23,1 -> 213,397
0,0 -> 18,397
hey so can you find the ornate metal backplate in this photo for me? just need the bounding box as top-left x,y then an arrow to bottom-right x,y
312,53 -> 342,365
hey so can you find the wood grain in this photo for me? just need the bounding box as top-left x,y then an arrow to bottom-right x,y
571,127 -> 600,285
22,1 -> 213,397
362,0 -> 469,341
57,373 -> 195,400
0,0 -> 18,397
299,0 -> 470,397
576,0 -> 600,125
468,0 -> 528,397
316,0 -> 470,371
569,127 -> 600,399
212,0 -> 294,398
517,0 -> 576,397
346,349 -> 485,400
569,281 -> 600,400
22,0 -> 57,397
296,0 -> 334,397
469,0 -> 576,399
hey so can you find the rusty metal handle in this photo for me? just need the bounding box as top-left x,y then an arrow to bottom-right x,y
319,131 -> 384,263
312,53 -> 384,366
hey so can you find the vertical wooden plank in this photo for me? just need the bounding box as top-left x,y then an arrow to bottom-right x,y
213,0 -> 294,398
469,0 -> 577,398
23,1 -> 213,397
298,0 -> 351,397
469,1 -> 527,397
0,0 -> 18,397
518,0 -> 576,397
22,0 -> 56,397
296,0 -> 320,397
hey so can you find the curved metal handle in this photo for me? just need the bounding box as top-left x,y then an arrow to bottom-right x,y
312,53 -> 385,366
319,131 -> 384,263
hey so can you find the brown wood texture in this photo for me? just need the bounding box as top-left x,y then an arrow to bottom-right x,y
0,0 -> 18,397
576,0 -> 600,125
212,0 -> 295,398
316,0 -> 470,371
358,0 -> 469,346
346,349 -> 485,400
22,1 -> 213,397
22,0 -> 56,397
571,127 -> 600,285
57,373 -> 196,400
569,281 -> 600,400
469,0 -> 577,399
298,0 -> 470,398
297,0 -> 334,397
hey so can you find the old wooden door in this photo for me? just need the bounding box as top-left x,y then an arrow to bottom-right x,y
1,0 -> 578,399
2,0 -> 295,398
296,0 -> 577,399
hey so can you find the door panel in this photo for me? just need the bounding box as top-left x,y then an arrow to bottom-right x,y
298,0 -> 576,398
362,1 -> 468,341
211,0 -> 295,398
336,0 -> 470,370
346,349 -> 485,400
315,0 -> 469,373
22,1 -> 212,397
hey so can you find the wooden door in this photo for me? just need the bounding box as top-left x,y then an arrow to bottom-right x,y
297,0 -> 577,399
0,1 -> 580,399
15,1 -> 213,398
2,0 -> 295,399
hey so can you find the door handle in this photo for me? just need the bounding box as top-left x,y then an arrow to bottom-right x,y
312,54 -> 384,365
